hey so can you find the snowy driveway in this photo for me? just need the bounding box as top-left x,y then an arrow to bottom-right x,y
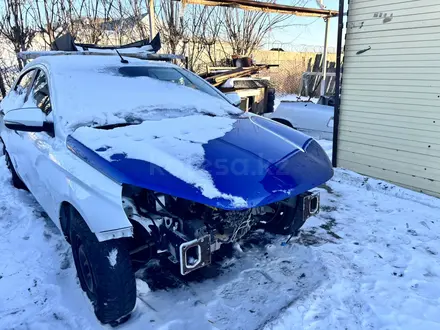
1,142 -> 440,330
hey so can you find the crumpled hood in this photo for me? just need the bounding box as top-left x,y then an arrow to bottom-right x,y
68,114 -> 333,210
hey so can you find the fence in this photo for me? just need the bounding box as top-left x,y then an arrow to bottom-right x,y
252,50 -> 337,96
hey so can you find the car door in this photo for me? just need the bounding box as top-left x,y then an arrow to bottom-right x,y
12,69 -> 60,220
1,69 -> 38,178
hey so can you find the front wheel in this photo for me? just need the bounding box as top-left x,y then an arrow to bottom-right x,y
70,210 -> 136,325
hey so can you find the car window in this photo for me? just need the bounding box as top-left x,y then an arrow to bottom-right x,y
14,69 -> 35,96
137,67 -> 194,87
30,70 -> 52,115
113,66 -> 229,102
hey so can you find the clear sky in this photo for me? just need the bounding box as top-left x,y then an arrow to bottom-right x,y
262,0 -> 347,51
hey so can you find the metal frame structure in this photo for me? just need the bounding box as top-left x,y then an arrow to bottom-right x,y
331,0 -> 345,167
179,0 -> 337,17
320,17 -> 331,96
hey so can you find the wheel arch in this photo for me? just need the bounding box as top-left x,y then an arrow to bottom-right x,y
59,196 -> 134,243
1,136 -> 5,155
59,201 -> 81,243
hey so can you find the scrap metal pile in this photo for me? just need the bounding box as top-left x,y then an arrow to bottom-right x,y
202,57 -> 277,114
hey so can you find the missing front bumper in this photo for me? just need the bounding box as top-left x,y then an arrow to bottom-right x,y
179,235 -> 211,275
174,191 -> 320,276
299,191 -> 320,220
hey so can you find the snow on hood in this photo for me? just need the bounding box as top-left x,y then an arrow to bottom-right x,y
72,114 -> 247,207
37,56 -> 241,132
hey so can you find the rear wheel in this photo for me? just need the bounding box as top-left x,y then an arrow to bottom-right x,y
3,145 -> 28,190
70,210 -> 136,325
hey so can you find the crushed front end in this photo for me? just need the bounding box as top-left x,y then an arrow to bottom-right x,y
122,186 -> 321,275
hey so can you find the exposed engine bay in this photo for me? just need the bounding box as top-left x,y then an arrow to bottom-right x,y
122,185 -> 320,275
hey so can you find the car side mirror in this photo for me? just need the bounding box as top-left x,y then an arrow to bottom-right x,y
225,92 -> 241,106
4,108 -> 53,134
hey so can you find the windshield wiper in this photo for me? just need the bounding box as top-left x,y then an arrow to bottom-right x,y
95,122 -> 138,130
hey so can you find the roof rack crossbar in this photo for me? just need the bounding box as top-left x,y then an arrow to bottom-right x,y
18,50 -> 184,61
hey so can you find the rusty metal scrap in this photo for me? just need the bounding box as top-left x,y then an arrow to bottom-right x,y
205,65 -> 270,87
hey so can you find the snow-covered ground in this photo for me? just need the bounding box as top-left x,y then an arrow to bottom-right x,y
1,141 -> 440,330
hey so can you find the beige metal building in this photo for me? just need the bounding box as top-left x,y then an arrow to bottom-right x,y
335,0 -> 440,197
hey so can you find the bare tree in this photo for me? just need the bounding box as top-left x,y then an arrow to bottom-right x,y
156,0 -> 184,55
0,57 -> 8,97
221,0 -> 309,55
72,0 -> 114,44
102,0 -> 149,45
0,0 -> 36,69
0,0 -> 309,83
30,0 -> 69,49
0,40 -> 22,97
202,7 -> 230,67
155,1 -> 224,71
183,5 -> 219,71
127,0 -> 149,41
155,0 -> 308,71
103,0 -> 130,44
0,73 -> 6,98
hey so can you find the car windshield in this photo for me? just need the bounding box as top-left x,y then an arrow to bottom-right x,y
43,56 -> 242,132
107,66 -> 226,101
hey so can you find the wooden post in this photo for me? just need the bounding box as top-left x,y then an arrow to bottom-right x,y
148,0 -> 156,41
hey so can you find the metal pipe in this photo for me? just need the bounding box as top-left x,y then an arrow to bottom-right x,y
182,0 -> 339,17
332,0 -> 345,167
320,17 -> 330,96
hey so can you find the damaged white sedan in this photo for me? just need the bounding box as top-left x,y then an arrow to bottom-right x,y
0,54 -> 333,325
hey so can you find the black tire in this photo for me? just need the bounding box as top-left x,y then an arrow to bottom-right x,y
70,210 -> 136,325
266,88 -> 276,113
3,146 -> 28,190
263,197 -> 305,235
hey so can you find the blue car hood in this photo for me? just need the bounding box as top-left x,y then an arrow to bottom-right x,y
67,115 -> 333,210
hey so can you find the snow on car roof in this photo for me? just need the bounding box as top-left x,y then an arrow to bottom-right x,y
25,55 -> 242,133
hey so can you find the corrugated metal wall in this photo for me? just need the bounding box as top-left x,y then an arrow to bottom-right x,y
338,0 -> 440,197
